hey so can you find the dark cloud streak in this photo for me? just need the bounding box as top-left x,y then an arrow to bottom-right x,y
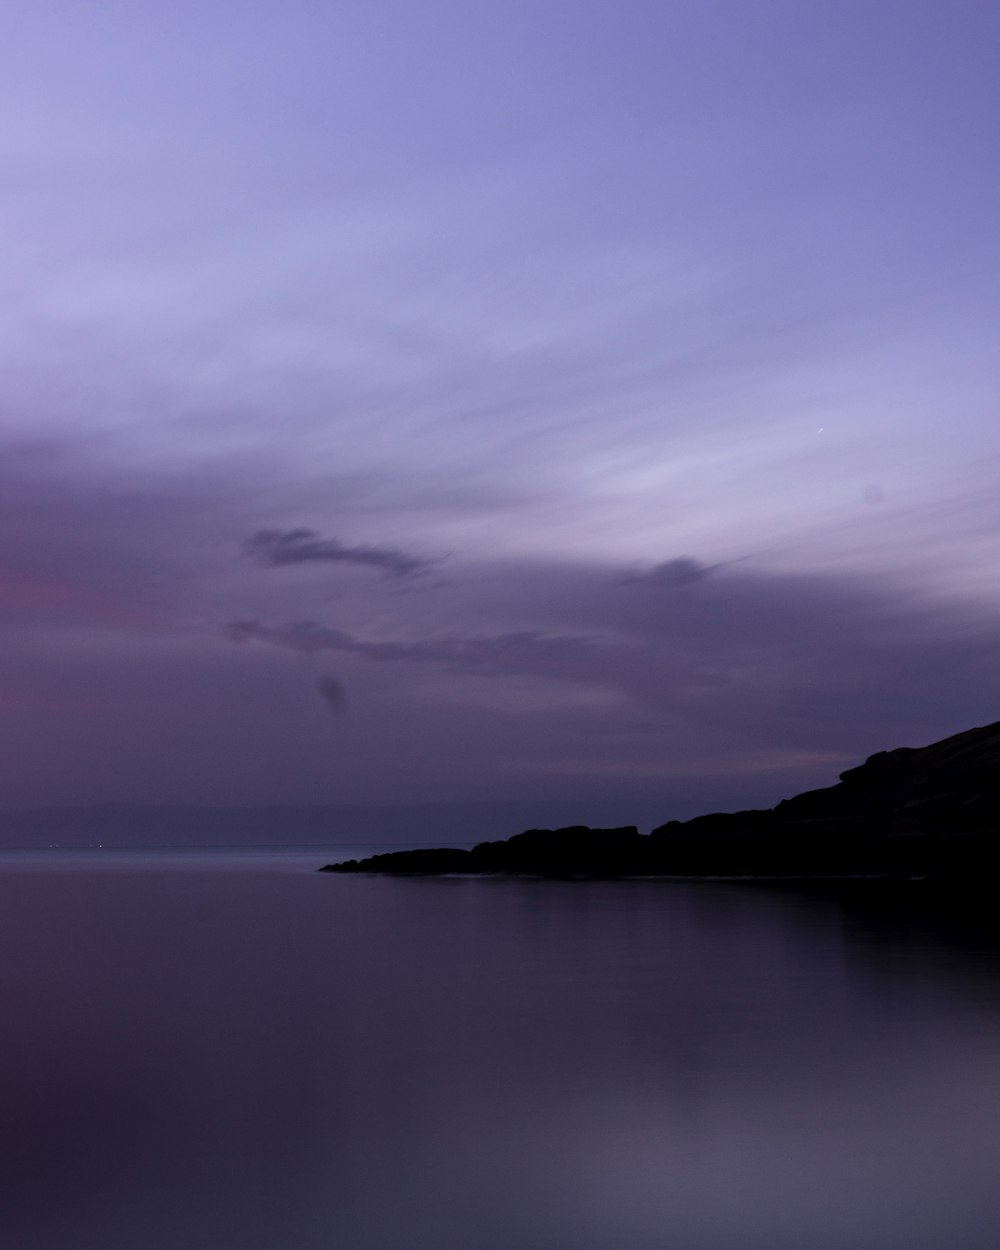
226,619 -> 601,682
244,529 -> 431,578
625,557 -> 718,589
317,675 -> 349,714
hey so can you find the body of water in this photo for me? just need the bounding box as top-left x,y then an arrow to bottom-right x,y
2,849 -> 999,1248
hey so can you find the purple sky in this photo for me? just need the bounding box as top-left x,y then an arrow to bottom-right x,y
2,1 -> 999,818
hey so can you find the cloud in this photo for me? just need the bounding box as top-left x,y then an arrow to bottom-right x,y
224,575 -> 985,795
3,436 -> 1000,813
627,557 -> 718,589
225,619 -> 602,683
317,674 -> 349,713
223,553 -> 1000,772
244,529 -> 431,578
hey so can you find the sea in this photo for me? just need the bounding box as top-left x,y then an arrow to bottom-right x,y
2,845 -> 1000,1250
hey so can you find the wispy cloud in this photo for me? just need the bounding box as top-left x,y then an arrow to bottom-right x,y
624,557 -> 718,589
244,529 -> 432,578
225,619 -> 601,682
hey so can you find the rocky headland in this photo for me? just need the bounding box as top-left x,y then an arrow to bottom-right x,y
322,720 -> 1000,879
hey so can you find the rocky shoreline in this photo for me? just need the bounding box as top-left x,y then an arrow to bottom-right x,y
322,720 -> 1000,879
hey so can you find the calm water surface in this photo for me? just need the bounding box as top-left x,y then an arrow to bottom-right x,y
1,849 -> 999,1249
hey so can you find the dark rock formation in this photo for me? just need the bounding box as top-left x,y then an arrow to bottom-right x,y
321,720 -> 1000,879
326,826 -> 644,877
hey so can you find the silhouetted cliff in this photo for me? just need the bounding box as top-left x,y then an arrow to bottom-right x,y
322,720 -> 1000,879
